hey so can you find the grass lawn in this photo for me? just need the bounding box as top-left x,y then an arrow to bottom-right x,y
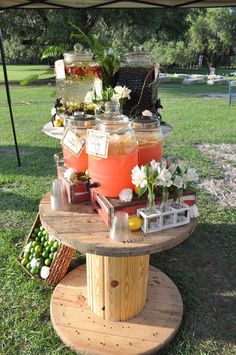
0,65 -> 53,83
0,66 -> 236,355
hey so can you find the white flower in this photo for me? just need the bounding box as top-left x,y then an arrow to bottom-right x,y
131,165 -> 147,188
142,110 -> 152,117
51,107 -> 57,116
119,188 -> 133,202
111,93 -> 120,103
167,163 -> 177,175
113,86 -> 131,100
173,175 -> 184,189
189,204 -> 199,218
30,258 -> 40,268
84,90 -> 94,104
40,266 -> 50,279
158,168 -> 172,188
48,234 -> 54,242
24,243 -> 31,252
186,168 -> 199,183
64,168 -> 76,182
150,160 -> 160,173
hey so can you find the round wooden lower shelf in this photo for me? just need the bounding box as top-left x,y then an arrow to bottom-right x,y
51,264 -> 183,354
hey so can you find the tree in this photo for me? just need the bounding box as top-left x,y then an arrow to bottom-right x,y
187,8 -> 236,68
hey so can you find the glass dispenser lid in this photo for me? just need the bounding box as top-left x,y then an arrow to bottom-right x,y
64,43 -> 93,63
131,110 -> 160,130
65,111 -> 95,128
121,46 -> 153,66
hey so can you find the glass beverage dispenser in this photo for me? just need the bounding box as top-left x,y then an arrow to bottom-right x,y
115,47 -> 159,117
57,44 -> 102,108
131,113 -> 163,166
88,103 -> 138,198
62,113 -> 96,173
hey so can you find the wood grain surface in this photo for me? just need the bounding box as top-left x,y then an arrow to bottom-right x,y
50,264 -> 183,355
87,254 -> 149,321
39,192 -> 197,256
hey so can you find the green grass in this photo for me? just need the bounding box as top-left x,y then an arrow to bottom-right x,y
0,66 -> 236,355
0,65 -> 53,82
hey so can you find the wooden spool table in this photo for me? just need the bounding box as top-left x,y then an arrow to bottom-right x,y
39,192 -> 197,354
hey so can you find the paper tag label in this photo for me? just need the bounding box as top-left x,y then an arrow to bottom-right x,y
55,59 -> 65,80
61,128 -> 85,156
86,129 -> 110,158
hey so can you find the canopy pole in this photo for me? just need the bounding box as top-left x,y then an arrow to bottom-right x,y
0,27 -> 21,167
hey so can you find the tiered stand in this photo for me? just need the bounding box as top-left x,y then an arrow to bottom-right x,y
39,192 -> 197,354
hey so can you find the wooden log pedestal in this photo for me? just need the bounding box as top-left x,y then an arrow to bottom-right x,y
39,192 -> 197,354
86,254 -> 150,321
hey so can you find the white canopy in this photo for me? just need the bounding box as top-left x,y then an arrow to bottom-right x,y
1,0 -> 236,10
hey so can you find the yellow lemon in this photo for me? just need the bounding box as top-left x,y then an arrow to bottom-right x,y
54,118 -> 63,127
128,216 -> 142,231
86,104 -> 95,111
134,186 -> 141,195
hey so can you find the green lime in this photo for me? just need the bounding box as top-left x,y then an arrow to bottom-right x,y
44,235 -> 48,241
29,254 -> 33,261
49,252 -> 54,260
23,251 -> 30,259
30,247 -> 35,254
38,231 -> 43,237
34,227 -> 40,234
21,257 -> 29,267
33,251 -> 41,258
40,226 -> 44,231
44,241 -> 49,247
31,266 -> 39,275
32,241 -> 38,248
53,241 -> 59,250
40,236 -> 45,243
50,246 -> 57,253
35,236 -> 40,242
45,258 -> 51,266
42,230 -> 47,236
48,240 -> 54,247
45,246 -> 51,252
26,262 -> 31,270
42,251 -> 49,259
35,245 -> 42,253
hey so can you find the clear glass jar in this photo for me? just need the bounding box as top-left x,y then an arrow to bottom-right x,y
88,102 -> 138,197
131,113 -> 163,166
59,43 -> 102,108
62,112 -> 96,173
115,46 -> 158,116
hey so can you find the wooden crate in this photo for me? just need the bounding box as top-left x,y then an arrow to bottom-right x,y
17,213 -> 75,286
90,190 -> 196,227
57,166 -> 90,203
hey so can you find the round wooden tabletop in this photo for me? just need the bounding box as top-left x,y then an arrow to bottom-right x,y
39,192 -> 197,256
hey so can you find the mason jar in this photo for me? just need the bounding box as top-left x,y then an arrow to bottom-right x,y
88,102 -> 138,197
131,113 -> 163,166
62,112 -> 96,173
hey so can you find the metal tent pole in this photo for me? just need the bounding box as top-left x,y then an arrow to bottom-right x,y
0,27 -> 21,167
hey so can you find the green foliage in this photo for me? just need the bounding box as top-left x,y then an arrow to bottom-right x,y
41,45 -> 66,60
